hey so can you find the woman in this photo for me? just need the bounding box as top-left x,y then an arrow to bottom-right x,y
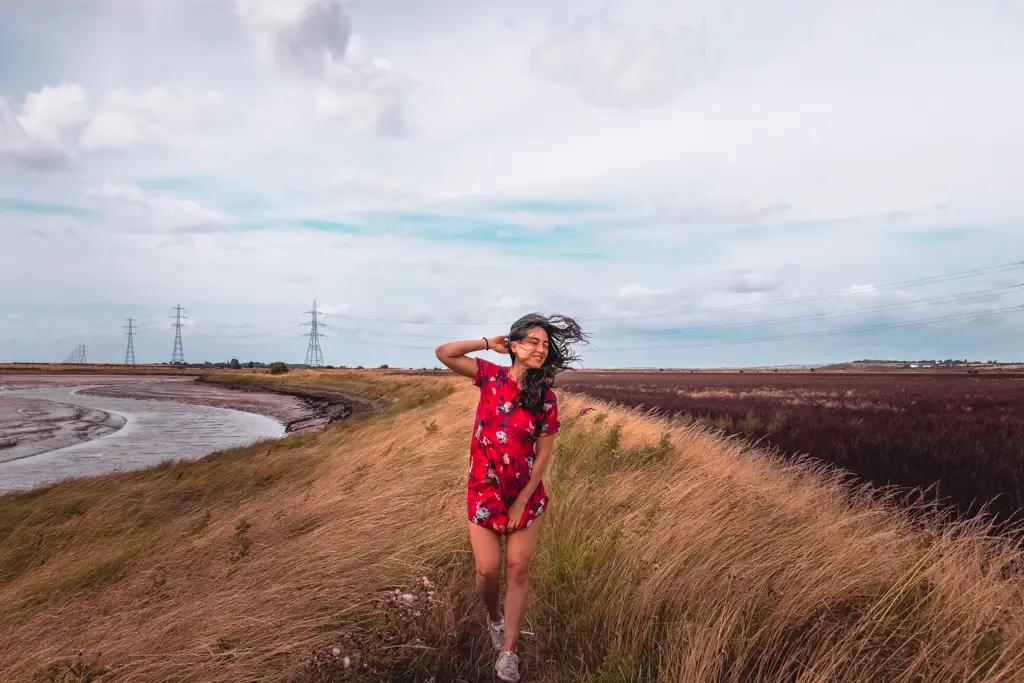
435,312 -> 587,683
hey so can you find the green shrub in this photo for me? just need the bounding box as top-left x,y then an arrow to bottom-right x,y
268,362 -> 289,375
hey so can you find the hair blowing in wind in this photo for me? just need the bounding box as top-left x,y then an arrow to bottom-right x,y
507,313 -> 589,414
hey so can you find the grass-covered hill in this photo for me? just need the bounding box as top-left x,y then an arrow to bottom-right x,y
0,369 -> 1021,682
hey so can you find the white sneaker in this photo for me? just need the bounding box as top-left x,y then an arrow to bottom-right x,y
487,617 -> 505,651
495,650 -> 521,682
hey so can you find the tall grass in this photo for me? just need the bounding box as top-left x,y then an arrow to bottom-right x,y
0,372 -> 1021,681
557,371 -> 1024,526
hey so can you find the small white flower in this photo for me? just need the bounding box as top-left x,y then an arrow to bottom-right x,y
343,656 -> 351,668
475,502 -> 491,521
331,647 -> 340,657
496,430 -> 507,444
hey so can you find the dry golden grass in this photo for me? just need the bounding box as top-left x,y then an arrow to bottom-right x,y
201,368 -> 458,416
0,371 -> 1021,682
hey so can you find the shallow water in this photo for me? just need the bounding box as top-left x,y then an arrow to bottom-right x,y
0,386 -> 285,493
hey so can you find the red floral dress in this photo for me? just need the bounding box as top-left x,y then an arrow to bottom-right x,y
467,357 -> 560,534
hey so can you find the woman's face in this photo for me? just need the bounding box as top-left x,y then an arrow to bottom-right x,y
512,325 -> 549,369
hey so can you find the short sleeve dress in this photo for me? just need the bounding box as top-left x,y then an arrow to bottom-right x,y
467,357 -> 560,533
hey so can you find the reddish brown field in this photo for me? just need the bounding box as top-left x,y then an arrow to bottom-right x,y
556,370 -> 1024,528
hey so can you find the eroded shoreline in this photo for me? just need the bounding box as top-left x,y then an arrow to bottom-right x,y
0,374 -> 343,466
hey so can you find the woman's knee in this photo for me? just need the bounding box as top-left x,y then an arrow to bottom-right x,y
475,564 -> 501,583
505,559 -> 531,586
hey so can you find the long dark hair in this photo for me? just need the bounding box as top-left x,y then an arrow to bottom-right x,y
507,312 -> 588,414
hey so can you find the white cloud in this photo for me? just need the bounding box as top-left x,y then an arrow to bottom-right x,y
319,302 -> 351,315
1,82 -> 225,162
484,291 -> 526,310
90,183 -> 230,234
234,0 -> 351,75
509,210 -> 550,231
530,12 -> 708,109
848,284 -> 877,295
80,87 -> 226,152
234,0 -> 413,138
18,84 -> 90,144
653,192 -> 791,225
315,47 -> 413,138
723,270 -> 781,294
0,99 -> 67,170
326,166 -> 421,207
884,210 -> 911,223
0,84 -> 89,170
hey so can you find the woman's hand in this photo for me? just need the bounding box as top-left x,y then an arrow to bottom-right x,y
486,335 -> 508,354
507,497 -> 528,532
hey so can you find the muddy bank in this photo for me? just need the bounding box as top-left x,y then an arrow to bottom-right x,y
0,375 -> 343,435
83,377 -> 351,433
0,395 -> 126,463
0,385 -> 285,492
0,375 -> 357,488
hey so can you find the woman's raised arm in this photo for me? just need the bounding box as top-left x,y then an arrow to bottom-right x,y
435,335 -> 508,379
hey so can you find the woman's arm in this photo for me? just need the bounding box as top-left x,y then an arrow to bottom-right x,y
435,335 -> 507,379
507,434 -> 555,531
518,434 -> 555,503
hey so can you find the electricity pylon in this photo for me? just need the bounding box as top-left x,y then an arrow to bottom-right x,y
303,300 -> 327,367
170,305 -> 187,364
124,317 -> 137,364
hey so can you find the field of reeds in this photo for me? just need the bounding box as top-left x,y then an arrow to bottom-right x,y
556,370 -> 1024,528
0,368 -> 1022,682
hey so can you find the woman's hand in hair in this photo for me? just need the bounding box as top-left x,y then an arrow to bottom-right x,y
434,335 -> 507,380
486,335 -> 508,355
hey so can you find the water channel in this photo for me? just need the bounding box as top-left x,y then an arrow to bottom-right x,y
0,384 -> 285,493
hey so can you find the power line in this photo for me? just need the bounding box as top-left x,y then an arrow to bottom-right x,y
64,343 -> 88,364
251,283 -> 1023,344
322,259 -> 1024,326
170,305 -> 187,364
586,261 -> 1024,323
597,284 -> 1024,338
124,317 -> 137,364
590,304 -> 1024,353
303,300 -> 326,367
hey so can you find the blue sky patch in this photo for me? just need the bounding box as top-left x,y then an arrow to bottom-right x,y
904,228 -> 971,245
235,218 -> 365,234
0,198 -> 94,218
297,219 -> 365,234
481,199 -> 619,215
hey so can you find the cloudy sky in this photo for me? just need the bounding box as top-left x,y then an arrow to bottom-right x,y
2,0 -> 1023,369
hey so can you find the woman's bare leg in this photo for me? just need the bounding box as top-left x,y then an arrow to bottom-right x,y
468,521 -> 503,622
503,515 -> 543,652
